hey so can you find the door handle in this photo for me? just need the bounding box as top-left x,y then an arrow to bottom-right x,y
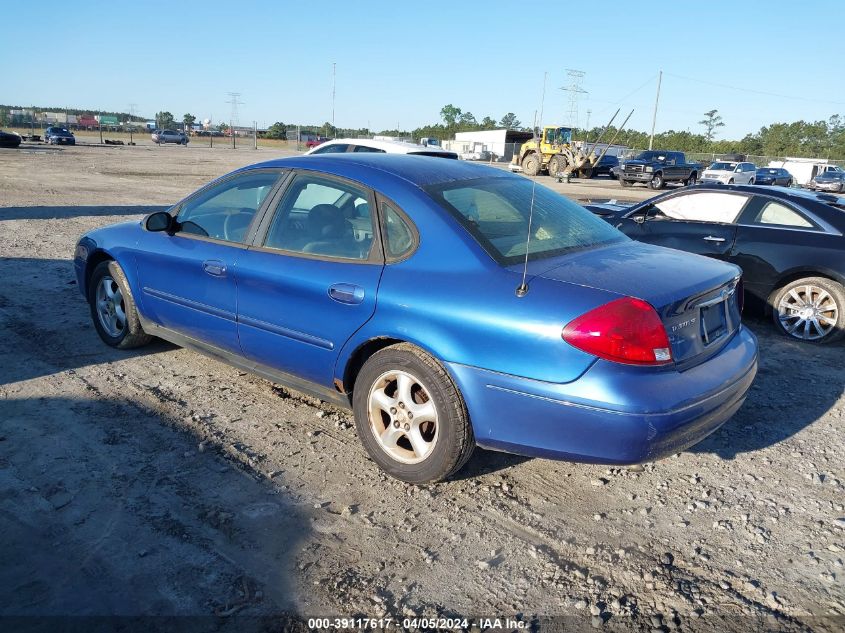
202,260 -> 227,276
328,283 -> 365,305
702,236 -> 726,243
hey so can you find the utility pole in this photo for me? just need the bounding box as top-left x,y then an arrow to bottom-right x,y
649,70 -> 663,150
331,62 -> 336,134
128,103 -> 137,145
539,71 -> 547,128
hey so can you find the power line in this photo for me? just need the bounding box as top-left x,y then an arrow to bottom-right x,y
664,72 -> 845,107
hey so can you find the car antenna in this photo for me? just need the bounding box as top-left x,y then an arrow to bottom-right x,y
516,109 -> 540,298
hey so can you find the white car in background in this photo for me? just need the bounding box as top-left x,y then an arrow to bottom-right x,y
304,138 -> 458,159
701,161 -> 757,185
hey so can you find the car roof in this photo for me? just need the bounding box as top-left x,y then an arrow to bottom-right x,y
248,153 -> 515,187
680,183 -> 845,207
306,137 -> 453,155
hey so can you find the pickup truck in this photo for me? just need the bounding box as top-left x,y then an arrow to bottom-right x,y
619,150 -> 699,189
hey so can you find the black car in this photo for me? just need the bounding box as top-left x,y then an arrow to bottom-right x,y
45,127 -> 76,145
808,170 -> 845,193
591,154 -> 619,178
0,130 -> 22,148
755,167 -> 793,187
587,184 -> 845,343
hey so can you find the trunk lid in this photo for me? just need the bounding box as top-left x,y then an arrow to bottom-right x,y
509,241 -> 743,368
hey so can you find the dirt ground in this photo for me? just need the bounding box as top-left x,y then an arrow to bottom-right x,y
0,144 -> 843,632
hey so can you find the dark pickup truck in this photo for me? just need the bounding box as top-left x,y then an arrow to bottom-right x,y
619,150 -> 699,189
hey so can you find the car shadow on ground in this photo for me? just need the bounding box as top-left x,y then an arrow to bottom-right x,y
0,257 -> 179,385
0,394 -> 310,619
690,318 -> 844,460
0,205 -> 168,221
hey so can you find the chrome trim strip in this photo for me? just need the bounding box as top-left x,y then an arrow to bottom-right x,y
238,314 -> 334,350
142,287 -> 235,321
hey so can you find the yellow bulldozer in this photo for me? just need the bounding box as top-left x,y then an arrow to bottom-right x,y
510,109 -> 633,178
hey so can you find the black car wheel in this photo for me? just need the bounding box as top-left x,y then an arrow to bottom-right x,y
352,343 -> 474,483
648,172 -> 665,189
772,277 -> 845,344
88,261 -> 154,349
786,179 -> 793,187
619,178 -> 630,187
684,172 -> 697,186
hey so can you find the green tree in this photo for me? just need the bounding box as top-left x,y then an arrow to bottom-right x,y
440,104 -> 462,126
458,111 -> 477,128
699,109 -> 725,142
183,113 -> 196,129
155,111 -> 175,129
217,122 -> 229,133
480,116 -> 497,129
265,121 -> 288,139
499,112 -> 521,129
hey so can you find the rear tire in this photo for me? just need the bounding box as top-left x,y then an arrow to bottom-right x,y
522,154 -> 540,177
352,344 -> 475,484
771,277 -> 845,344
88,260 -> 153,349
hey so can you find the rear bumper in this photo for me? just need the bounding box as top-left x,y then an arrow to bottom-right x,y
446,326 -> 757,464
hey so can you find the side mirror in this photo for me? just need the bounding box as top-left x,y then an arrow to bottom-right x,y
145,211 -> 174,233
633,214 -> 647,225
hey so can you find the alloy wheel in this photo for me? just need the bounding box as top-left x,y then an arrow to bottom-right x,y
777,284 -> 838,341
95,275 -> 126,338
367,369 -> 439,464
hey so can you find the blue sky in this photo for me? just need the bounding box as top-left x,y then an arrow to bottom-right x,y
5,0 -> 844,137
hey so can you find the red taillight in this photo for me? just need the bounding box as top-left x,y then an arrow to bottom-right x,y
736,277 -> 744,314
562,297 -> 673,366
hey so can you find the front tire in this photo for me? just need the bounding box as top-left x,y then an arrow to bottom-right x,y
88,260 -> 153,349
771,277 -> 845,344
547,155 -> 562,177
684,172 -> 697,186
352,344 -> 475,484
648,172 -> 665,189
522,154 -> 540,177
619,178 -> 630,187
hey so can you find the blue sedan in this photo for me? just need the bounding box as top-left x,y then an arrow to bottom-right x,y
74,155 -> 758,483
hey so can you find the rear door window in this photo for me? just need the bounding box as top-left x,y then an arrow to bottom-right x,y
753,201 -> 814,228
263,174 -> 375,260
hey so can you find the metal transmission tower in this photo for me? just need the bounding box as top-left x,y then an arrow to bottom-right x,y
560,69 -> 587,130
226,92 -> 243,148
226,92 -> 243,130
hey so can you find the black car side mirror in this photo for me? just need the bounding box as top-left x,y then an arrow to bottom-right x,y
145,211 -> 174,233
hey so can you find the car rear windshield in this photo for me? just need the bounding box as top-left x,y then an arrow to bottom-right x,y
425,177 -> 627,265
758,168 -> 778,174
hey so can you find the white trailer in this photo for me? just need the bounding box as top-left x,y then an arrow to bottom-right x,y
768,157 -> 844,186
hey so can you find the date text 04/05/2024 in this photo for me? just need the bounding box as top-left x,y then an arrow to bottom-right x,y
307,617 -> 529,630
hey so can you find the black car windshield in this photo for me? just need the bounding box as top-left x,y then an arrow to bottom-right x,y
426,176 -> 627,265
709,162 -> 737,171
